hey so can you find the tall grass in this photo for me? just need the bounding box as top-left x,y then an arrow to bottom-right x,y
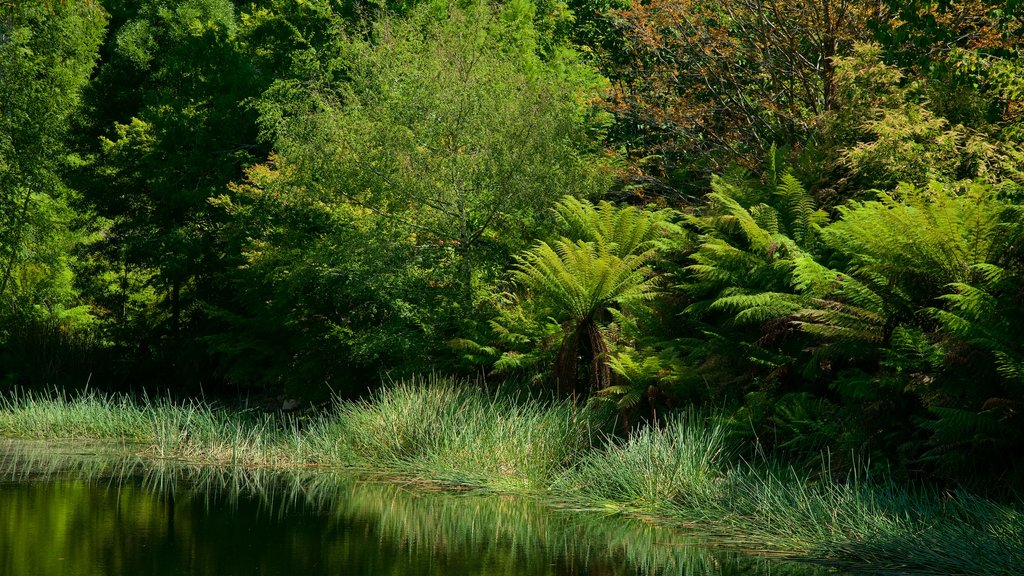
554,416 -> 1024,574
2,378 -> 1024,574
0,388 -> 292,466
553,410 -> 730,517
318,376 -> 602,491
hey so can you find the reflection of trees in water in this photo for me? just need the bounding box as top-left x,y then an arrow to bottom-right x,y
0,441 -> 829,576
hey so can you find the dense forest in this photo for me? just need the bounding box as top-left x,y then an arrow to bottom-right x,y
3,0 -> 1024,490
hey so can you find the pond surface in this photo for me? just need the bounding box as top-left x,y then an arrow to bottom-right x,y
0,440 -> 845,576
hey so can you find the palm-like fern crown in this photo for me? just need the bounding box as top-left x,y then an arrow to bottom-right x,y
507,196 -> 675,322
513,239 -> 660,322
788,182 -> 1017,347
552,196 -> 677,258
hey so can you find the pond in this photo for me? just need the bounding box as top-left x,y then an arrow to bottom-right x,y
0,440 -> 846,576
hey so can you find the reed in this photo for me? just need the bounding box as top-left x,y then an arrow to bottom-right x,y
323,375 -> 601,491
0,388 -> 293,466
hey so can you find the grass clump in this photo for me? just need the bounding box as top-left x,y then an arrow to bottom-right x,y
555,415 -> 1024,574
327,376 -> 602,491
0,389 -> 152,441
722,468 -> 1024,574
553,410 -> 730,517
0,388 -> 293,467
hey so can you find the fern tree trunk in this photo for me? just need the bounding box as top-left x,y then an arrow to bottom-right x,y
554,327 -> 581,399
583,321 -> 611,393
554,320 -> 611,400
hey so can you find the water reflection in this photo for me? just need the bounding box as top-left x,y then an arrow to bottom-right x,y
0,440 -> 838,576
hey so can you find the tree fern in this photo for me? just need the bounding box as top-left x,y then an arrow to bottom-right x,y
493,197 -> 673,397
513,239 -> 660,319
677,164 -> 1024,480
822,182 -> 1011,298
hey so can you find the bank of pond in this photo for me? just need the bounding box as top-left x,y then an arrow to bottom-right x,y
1,378 -> 1022,575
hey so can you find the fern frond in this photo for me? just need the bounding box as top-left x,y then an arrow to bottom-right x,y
791,256 -> 838,295
970,262 -> 1005,284
493,350 -> 545,374
796,300 -> 885,344
707,192 -> 775,255
447,338 -> 498,356
994,352 -> 1024,390
937,282 -> 997,318
552,196 -> 677,258
710,292 -> 803,325
750,203 -> 781,235
774,173 -> 818,245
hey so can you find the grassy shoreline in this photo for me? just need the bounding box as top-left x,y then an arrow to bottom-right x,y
2,378 -> 1023,574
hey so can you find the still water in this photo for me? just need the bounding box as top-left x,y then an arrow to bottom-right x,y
0,440 -> 843,576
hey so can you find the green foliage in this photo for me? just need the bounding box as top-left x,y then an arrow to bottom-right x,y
604,348 -> 661,410
822,43 -> 1024,194
209,0 -> 614,396
678,170 -> 826,394
551,196 -> 678,257
1,0 -> 1023,498
513,239 -> 659,323
53,0 -> 275,389
264,0 -> 611,296
209,156 -> 447,394
675,166 -> 1024,482
0,0 -> 106,385
493,197 -> 673,397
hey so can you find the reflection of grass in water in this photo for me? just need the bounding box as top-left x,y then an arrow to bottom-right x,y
0,442 -> 826,576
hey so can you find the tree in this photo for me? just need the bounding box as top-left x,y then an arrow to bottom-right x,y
0,1 -> 105,312
70,0 -> 273,387
0,0 -> 107,384
603,0 -> 872,198
266,0 -> 612,301
819,43 -> 1024,193
207,0 -> 613,394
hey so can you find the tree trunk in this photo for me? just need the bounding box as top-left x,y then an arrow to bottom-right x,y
554,326 -> 581,399
554,320 -> 611,401
583,321 -> 610,393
